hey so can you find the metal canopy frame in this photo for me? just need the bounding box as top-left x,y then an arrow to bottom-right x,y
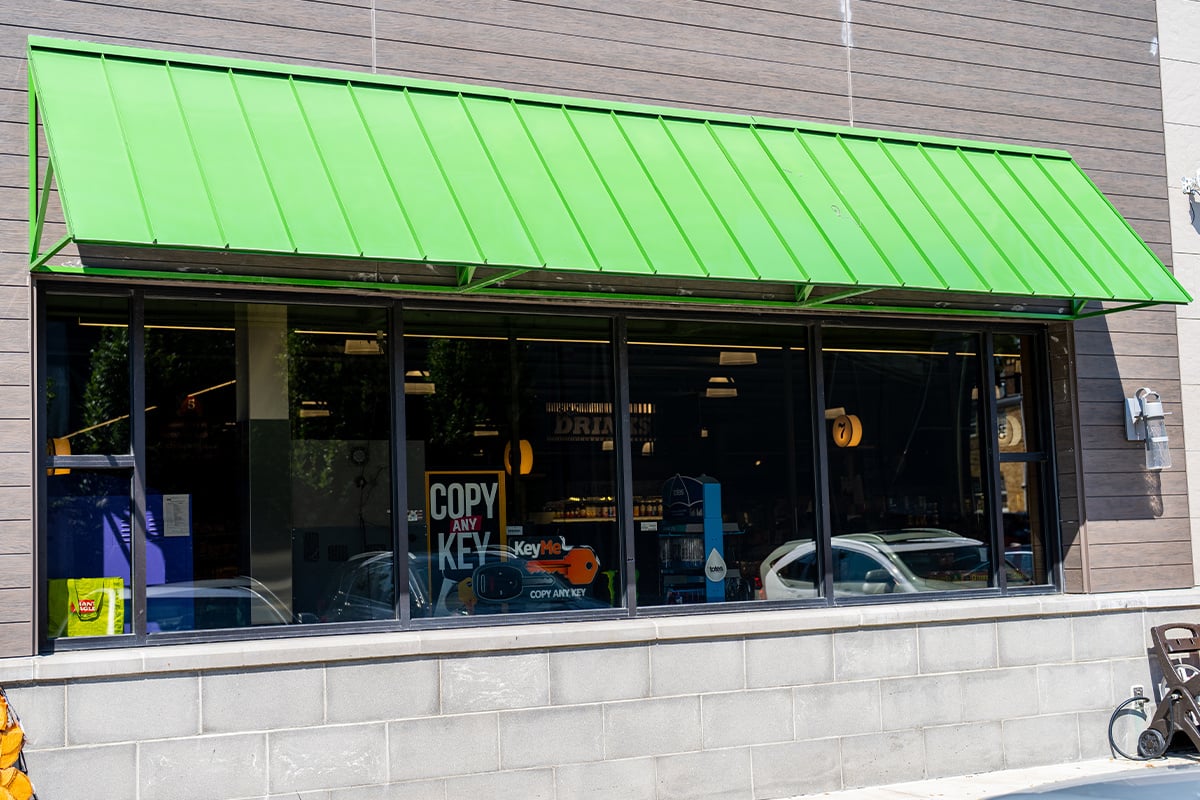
26,36 -> 1192,322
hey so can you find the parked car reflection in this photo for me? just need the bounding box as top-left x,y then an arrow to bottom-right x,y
318,547 -> 608,621
759,529 -> 1031,599
316,551 -> 431,622
435,545 -> 609,616
144,577 -> 299,631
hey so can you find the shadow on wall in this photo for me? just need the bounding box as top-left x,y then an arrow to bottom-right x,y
1071,309 -> 1183,523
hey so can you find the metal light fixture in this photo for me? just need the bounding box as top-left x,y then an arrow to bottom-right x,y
718,350 -> 757,366
706,376 -> 737,398
403,369 -> 436,395
1183,170 -> 1200,203
1124,387 -> 1171,470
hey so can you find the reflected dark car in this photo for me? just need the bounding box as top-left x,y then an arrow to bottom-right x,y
428,545 -> 611,617
319,547 -> 610,620
466,547 -> 610,615
317,551 -> 431,622
144,577 -> 297,631
988,765 -> 1200,799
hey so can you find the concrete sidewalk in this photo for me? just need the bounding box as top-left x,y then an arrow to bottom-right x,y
792,755 -> 1200,799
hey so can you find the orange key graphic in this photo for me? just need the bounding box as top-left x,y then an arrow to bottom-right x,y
525,546 -> 599,586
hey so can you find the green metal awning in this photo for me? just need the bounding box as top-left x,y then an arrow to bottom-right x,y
26,36 -> 1190,319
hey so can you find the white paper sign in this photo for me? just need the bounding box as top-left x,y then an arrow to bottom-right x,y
162,494 -> 191,537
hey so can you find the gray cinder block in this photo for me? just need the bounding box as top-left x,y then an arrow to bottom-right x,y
141,732 -> 268,800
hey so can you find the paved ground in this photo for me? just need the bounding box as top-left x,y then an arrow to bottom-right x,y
792,754 -> 1200,799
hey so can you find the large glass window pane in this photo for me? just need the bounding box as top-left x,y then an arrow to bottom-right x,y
995,333 -> 1050,586
995,334 -> 1039,454
822,328 -> 991,595
46,469 -> 133,638
143,300 -> 394,632
627,320 -> 814,607
404,312 -> 617,617
45,295 -> 130,456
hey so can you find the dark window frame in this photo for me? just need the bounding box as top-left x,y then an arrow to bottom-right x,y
34,279 -> 1061,651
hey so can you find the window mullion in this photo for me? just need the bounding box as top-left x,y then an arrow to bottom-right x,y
979,332 -> 1007,592
391,301 -> 410,626
130,289 -> 148,640
613,314 -> 636,617
809,324 -> 835,603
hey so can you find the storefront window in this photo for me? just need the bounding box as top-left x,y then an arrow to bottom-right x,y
46,469 -> 133,638
40,290 -> 1058,644
627,319 -> 815,607
822,328 -> 994,595
403,311 -> 618,617
140,299 -> 394,632
45,294 -> 130,457
44,294 -> 133,639
994,334 -> 1050,585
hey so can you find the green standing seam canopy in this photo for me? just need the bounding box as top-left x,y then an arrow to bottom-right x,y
25,36 -> 1191,319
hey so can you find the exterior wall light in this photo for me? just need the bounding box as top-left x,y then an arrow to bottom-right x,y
1124,387 -> 1171,470
1183,170 -> 1200,203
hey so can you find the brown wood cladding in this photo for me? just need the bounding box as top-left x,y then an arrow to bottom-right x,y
0,0 -> 1185,652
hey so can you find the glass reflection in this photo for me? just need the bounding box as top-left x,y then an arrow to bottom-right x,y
822,328 -> 993,594
46,469 -> 132,638
627,320 -> 814,607
404,312 -> 618,617
142,300 -> 396,631
995,333 -> 1049,586
44,295 -> 130,457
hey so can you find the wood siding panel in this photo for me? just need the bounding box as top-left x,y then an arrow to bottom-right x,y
1090,564 -> 1194,592
1076,355 -> 1182,382
12,1 -> 374,69
1082,470 -> 1188,499
1075,332 -> 1180,357
0,457 -> 30,488
1062,566 -> 1084,593
851,49 -> 1163,110
867,0 -> 1157,39
0,521 -> 30,555
0,622 -> 32,652
379,0 -> 849,70
1090,542 -> 1191,570
0,386 -> 31,419
852,73 -> 1162,133
0,553 -> 30,588
0,588 -> 30,623
373,25 -> 850,121
1082,448 -> 1187,474
852,4 -> 1159,84
1086,494 -> 1188,521
1079,422 -> 1183,450
0,487 -> 29,521
1088,517 -> 1193,544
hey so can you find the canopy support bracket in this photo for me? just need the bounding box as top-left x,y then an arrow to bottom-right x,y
29,85 -> 70,268
456,265 -> 476,287
1073,301 -> 1156,320
459,267 -> 530,293
796,287 -> 876,308
31,235 -> 73,270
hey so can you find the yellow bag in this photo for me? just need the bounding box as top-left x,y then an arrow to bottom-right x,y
47,577 -> 125,637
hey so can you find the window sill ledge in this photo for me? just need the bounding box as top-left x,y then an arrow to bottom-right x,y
7,588 -> 1199,683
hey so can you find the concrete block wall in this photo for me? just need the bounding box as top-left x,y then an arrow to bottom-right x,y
4,594 -> 1194,800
